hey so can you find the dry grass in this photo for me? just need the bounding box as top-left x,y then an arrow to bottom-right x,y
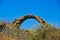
0,23 -> 60,40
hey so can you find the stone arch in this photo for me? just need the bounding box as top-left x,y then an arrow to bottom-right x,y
11,14 -> 46,29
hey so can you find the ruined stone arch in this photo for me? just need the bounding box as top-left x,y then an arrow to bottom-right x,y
11,14 -> 46,29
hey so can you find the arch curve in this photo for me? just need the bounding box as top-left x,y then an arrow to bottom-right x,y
11,14 -> 46,28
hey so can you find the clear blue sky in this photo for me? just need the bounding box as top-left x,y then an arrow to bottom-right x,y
0,0 -> 60,30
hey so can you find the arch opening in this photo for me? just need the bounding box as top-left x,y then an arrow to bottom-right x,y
20,19 -> 41,30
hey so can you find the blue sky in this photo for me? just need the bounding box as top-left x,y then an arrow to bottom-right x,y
0,0 -> 60,30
